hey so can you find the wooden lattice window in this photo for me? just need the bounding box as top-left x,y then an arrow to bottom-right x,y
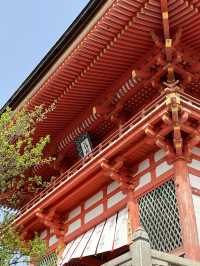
38,252 -> 57,266
138,180 -> 183,252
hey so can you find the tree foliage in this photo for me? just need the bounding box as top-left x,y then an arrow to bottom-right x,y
0,105 -> 55,265
0,210 -> 47,266
0,105 -> 54,205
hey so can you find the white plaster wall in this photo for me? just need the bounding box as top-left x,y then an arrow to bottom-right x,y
137,158 -> 150,174
84,204 -> 104,223
135,172 -> 151,190
188,159 -> 200,171
192,194 -> 200,243
68,206 -> 81,221
84,191 -> 103,209
107,181 -> 120,194
68,219 -> 81,234
155,161 -> 172,177
107,191 -> 126,208
49,235 -> 58,246
192,147 -> 200,156
154,149 -> 165,162
189,174 -> 200,189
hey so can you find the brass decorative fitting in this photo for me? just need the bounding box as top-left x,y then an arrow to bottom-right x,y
174,142 -> 182,148
165,38 -> 172,48
165,93 -> 181,106
162,11 -> 168,19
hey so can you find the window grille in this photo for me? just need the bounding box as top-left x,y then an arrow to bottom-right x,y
138,180 -> 182,252
38,252 -> 57,266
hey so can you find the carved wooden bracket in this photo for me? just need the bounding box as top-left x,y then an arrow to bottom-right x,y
101,159 -> 138,192
145,90 -> 200,161
36,209 -> 64,237
144,125 -> 174,159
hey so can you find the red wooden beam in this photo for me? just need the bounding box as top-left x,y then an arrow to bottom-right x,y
160,0 -> 172,62
174,159 -> 200,260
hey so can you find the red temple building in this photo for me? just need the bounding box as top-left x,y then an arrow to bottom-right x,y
3,0 -> 200,265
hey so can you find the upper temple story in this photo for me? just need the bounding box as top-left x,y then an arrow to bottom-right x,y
3,1 -> 200,264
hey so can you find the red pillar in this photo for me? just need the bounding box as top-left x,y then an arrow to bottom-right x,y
174,158 -> 200,261
127,190 -> 140,231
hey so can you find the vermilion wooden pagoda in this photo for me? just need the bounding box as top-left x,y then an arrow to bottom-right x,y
4,0 -> 200,265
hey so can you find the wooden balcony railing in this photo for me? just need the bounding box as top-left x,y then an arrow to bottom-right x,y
102,228 -> 200,266
11,92 -> 200,224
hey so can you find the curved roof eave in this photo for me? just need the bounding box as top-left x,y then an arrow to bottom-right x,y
1,0 -> 105,113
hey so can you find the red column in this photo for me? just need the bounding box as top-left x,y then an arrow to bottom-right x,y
174,158 -> 200,261
127,190 -> 140,231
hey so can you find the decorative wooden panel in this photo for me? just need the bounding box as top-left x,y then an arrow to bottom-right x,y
60,208 -> 128,265
138,180 -> 182,253
192,194 -> 200,243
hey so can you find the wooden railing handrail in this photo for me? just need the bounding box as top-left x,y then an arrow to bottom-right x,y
152,250 -> 200,266
10,92 -> 200,224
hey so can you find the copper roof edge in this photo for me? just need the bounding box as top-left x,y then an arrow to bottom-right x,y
1,0 -> 105,113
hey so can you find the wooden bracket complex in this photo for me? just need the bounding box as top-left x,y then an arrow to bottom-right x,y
145,87 -> 200,162
101,159 -> 140,231
36,209 -> 64,237
101,159 -> 138,192
144,125 -> 174,160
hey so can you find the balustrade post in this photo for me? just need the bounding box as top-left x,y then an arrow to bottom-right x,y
130,227 -> 152,266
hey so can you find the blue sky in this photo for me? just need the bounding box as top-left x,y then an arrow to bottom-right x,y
0,0 -> 89,108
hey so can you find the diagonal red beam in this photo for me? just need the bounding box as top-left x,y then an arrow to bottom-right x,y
160,0 -> 172,62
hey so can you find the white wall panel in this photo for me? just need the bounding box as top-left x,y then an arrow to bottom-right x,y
188,159 -> 200,171
189,174 -> 200,189
49,235 -> 58,247
84,191 -> 103,209
68,219 -> 81,234
68,206 -> 81,221
192,195 -> 200,243
137,159 -> 150,174
156,161 -> 172,177
107,191 -> 126,208
135,172 -> 151,191
192,147 -> 200,156
154,149 -> 165,162
84,204 -> 103,223
107,181 -> 120,194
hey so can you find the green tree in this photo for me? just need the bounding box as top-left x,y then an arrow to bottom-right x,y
0,210 -> 47,266
0,106 -> 54,205
0,105 -> 55,265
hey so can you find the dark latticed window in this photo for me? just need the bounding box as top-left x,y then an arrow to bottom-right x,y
38,252 -> 57,266
138,180 -> 183,252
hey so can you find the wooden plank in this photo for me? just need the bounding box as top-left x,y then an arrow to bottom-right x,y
62,235 -> 83,264
83,221 -> 105,256
59,240 -> 74,266
71,227 -> 94,258
113,208 -> 128,249
97,213 -> 117,253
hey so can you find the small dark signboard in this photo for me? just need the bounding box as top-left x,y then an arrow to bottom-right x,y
75,133 -> 92,158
